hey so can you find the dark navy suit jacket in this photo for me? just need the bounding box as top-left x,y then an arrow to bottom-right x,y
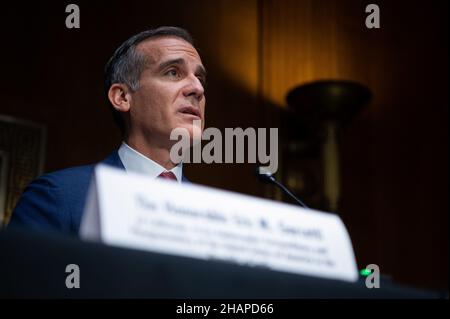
8,151 -> 188,236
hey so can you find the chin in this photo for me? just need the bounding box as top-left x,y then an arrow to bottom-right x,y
190,124 -> 203,145
176,122 -> 203,145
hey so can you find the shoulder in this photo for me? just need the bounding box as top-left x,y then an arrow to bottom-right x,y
8,164 -> 96,233
9,151 -> 123,234
31,150 -> 122,190
34,164 -> 96,190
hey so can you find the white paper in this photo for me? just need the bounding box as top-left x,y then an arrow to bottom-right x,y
80,164 -> 359,282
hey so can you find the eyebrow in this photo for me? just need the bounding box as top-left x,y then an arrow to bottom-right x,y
157,58 -> 207,79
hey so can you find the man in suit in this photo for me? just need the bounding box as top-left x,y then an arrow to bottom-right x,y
9,26 -> 206,235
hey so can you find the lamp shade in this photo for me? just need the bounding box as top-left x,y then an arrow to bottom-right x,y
286,80 -> 372,125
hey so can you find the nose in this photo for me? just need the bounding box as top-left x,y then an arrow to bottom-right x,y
182,75 -> 205,101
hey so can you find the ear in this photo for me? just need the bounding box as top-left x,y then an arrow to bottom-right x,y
108,83 -> 132,112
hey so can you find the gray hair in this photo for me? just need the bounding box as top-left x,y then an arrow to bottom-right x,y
104,26 -> 195,135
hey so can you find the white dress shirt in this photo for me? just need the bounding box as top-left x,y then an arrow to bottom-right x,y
117,142 -> 183,183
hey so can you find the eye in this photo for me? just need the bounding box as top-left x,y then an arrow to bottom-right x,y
165,68 -> 180,78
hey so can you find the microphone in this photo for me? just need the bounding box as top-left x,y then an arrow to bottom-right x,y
256,167 -> 309,208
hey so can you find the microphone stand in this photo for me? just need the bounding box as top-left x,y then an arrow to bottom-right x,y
256,167 -> 309,209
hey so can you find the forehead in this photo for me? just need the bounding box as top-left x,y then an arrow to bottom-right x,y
136,36 -> 202,66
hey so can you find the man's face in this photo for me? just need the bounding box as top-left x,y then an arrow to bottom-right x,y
129,36 -> 206,147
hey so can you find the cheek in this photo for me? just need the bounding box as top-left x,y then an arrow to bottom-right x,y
137,87 -> 169,118
202,101 -> 206,125
201,99 -> 206,116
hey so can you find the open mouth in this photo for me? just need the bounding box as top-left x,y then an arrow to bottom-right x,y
179,106 -> 201,119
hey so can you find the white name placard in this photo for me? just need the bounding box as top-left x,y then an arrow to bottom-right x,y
80,165 -> 359,282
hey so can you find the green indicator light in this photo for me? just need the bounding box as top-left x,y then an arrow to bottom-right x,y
360,269 -> 372,277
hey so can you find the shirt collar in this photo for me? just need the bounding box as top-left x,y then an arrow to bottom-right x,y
117,142 -> 183,183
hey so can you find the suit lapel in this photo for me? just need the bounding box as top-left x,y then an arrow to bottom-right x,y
101,151 -> 125,170
101,150 -> 189,182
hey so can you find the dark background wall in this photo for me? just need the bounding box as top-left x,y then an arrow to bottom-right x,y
0,0 -> 447,291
